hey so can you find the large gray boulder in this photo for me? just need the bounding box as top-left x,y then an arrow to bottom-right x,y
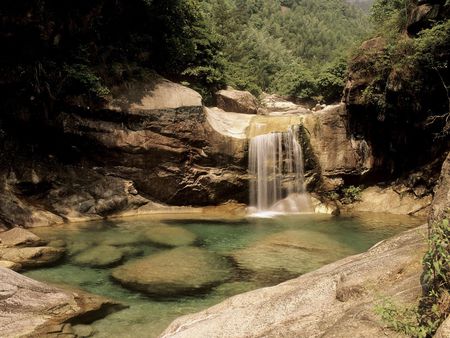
215,88 -> 259,115
160,225 -> 427,338
0,267 -> 125,337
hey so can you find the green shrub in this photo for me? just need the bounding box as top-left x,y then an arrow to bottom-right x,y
341,185 -> 363,204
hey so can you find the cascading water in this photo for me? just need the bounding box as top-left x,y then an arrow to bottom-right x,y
248,125 -> 311,215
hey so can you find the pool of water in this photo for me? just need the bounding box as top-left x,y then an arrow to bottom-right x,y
25,212 -> 424,337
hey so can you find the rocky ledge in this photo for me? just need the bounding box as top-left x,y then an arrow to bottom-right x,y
160,224 -> 428,338
0,267 -> 125,337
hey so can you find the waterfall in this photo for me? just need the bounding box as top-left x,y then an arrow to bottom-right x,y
248,125 -> 311,214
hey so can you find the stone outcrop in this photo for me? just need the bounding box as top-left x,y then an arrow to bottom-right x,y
215,88 -> 259,115
0,75 -> 249,228
344,186 -> 432,216
160,225 -> 427,338
302,104 -> 374,179
0,267 -> 125,337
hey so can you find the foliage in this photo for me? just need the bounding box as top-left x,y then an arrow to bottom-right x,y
376,215 -> 450,337
341,185 -> 363,204
202,0 -> 371,102
0,0 -> 226,109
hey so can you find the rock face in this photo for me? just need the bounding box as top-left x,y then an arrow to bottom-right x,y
112,247 -> 232,297
302,104 -> 374,179
0,267 -> 125,337
215,88 -> 259,115
160,225 -> 427,338
343,2 -> 449,180
0,75 -> 249,228
429,152 -> 450,224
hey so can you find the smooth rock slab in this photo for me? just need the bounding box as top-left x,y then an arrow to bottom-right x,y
0,267 -> 125,337
72,245 -> 124,267
112,247 -> 231,296
142,226 -> 197,247
160,225 -> 428,338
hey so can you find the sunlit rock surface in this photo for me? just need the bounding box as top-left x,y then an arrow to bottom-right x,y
344,186 -> 433,216
161,225 -> 427,338
0,267 -> 125,337
215,88 -> 259,115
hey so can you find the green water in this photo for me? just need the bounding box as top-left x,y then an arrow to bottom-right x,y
25,212 -> 424,338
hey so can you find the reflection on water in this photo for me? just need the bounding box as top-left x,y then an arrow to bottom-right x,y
26,212 -> 424,338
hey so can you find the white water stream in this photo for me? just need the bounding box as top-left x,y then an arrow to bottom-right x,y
248,125 -> 312,215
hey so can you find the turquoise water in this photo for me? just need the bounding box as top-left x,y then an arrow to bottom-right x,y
25,212 -> 424,337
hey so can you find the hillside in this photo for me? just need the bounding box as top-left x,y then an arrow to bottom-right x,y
203,0 -> 372,102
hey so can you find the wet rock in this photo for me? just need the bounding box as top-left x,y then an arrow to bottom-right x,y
161,226 -> 428,338
111,247 -> 231,296
72,245 -> 124,267
215,88 -> 259,115
0,260 -> 21,271
310,197 -> 339,215
72,324 -> 96,337
142,226 -> 197,247
231,230 -> 352,277
0,267 -> 125,337
0,246 -> 65,268
0,228 -> 47,247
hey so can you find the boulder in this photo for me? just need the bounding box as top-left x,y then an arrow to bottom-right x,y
0,246 -> 65,268
160,225 -> 428,338
0,260 -> 21,271
142,226 -> 197,247
112,247 -> 232,296
0,267 -> 125,337
0,228 -> 46,247
345,186 -> 432,216
215,88 -> 259,115
72,245 -> 124,267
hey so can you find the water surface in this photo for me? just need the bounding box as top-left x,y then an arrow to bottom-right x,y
26,212 -> 424,337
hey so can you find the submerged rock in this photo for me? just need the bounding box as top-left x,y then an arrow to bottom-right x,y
160,225 -> 428,338
231,230 -> 353,278
142,226 -> 197,247
72,245 -> 124,267
111,247 -> 232,296
0,267 -> 125,337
